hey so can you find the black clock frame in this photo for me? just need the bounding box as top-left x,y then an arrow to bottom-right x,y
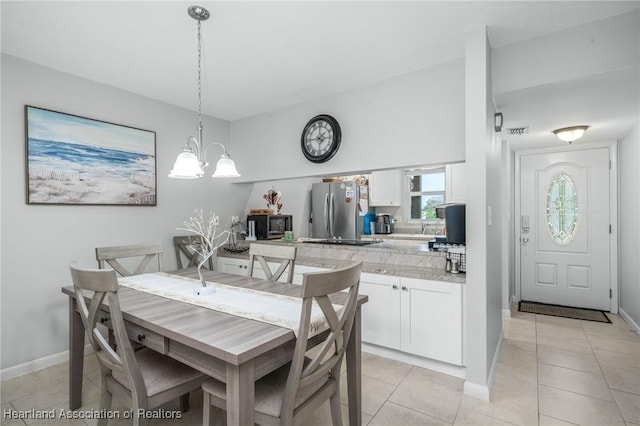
300,114 -> 342,163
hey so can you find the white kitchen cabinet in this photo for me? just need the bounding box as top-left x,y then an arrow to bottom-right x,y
219,256 -> 304,283
445,163 -> 466,204
369,170 -> 403,206
359,272 -> 463,366
400,277 -> 462,365
292,264 -> 329,285
217,257 -> 249,276
360,273 -> 401,349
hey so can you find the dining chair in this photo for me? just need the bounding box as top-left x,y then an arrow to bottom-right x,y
173,235 -> 215,270
69,263 -> 206,426
247,243 -> 297,283
95,243 -> 164,276
202,261 -> 362,426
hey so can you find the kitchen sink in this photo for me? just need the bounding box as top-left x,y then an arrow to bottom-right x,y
304,238 -> 382,246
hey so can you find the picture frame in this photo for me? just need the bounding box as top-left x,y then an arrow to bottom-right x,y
25,105 -> 157,206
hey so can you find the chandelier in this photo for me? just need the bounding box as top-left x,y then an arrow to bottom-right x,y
169,5 -> 240,179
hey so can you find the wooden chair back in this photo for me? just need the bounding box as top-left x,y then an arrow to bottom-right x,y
173,235 -> 215,270
248,243 -> 297,283
69,264 -> 146,404
281,261 -> 362,424
95,243 -> 164,276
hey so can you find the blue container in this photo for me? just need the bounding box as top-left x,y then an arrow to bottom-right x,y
363,212 -> 377,235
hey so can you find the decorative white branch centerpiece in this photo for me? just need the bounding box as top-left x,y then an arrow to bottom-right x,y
176,209 -> 230,295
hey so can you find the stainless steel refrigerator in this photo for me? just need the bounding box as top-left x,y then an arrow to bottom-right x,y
311,181 -> 368,239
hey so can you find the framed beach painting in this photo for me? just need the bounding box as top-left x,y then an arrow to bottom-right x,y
25,106 -> 157,205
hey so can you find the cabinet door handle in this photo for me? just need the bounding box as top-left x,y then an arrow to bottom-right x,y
137,334 -> 146,342
392,285 -> 398,290
100,317 -> 108,324
401,286 -> 408,291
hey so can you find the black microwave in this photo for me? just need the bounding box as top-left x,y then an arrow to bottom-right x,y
246,214 -> 292,240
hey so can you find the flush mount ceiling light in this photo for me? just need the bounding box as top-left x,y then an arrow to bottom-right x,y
169,5 -> 240,179
552,125 -> 589,144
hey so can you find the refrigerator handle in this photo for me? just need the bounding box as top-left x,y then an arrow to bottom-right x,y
324,193 -> 330,237
329,193 -> 335,237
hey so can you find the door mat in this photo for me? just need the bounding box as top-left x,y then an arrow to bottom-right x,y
519,301 -> 611,323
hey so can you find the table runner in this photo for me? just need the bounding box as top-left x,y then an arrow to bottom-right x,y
118,272 -> 335,337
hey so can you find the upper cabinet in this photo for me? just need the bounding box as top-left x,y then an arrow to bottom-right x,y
445,163 -> 466,204
369,164 -> 465,208
369,169 -> 403,206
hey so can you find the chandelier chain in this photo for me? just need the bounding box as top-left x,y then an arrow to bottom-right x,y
197,19 -> 203,133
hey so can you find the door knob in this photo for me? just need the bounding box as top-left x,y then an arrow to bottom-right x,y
522,237 -> 529,243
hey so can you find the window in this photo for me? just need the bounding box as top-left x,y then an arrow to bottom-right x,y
546,172 -> 580,245
406,168 -> 445,220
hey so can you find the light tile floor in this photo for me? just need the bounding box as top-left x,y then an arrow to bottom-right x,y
1,307 -> 638,425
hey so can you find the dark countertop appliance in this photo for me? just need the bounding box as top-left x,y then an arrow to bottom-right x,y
375,213 -> 394,234
246,214 -> 292,240
434,203 -> 465,244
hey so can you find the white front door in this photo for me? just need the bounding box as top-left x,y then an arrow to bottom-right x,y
519,147 -> 611,311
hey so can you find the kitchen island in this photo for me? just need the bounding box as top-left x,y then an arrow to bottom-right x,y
217,238 -> 467,378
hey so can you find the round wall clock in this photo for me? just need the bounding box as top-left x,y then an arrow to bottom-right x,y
301,114 -> 341,163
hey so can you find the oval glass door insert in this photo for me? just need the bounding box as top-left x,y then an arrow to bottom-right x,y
546,172 -> 579,245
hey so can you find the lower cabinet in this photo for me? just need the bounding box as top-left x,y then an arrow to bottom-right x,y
217,256 -> 463,365
217,257 -> 249,275
360,273 -> 402,349
360,272 -> 463,366
292,264 -> 329,285
400,277 -> 462,365
217,257 -> 306,284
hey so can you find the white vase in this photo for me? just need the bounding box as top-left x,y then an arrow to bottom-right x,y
193,286 -> 216,296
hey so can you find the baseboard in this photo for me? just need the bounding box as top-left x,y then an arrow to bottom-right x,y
0,344 -> 93,382
486,327 -> 503,396
502,308 -> 512,318
463,327 -> 504,402
362,343 -> 466,379
464,380 -> 491,401
619,308 -> 640,335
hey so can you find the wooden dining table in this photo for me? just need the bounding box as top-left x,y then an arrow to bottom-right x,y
62,268 -> 367,426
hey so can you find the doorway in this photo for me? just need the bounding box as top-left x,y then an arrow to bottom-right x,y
515,144 -> 618,312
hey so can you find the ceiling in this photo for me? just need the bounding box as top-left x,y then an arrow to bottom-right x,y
2,1 -> 639,148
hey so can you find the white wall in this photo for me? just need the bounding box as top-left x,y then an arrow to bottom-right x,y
503,146 -> 516,311
230,59 -> 465,183
463,26 -> 503,400
0,55 -> 252,370
492,10 -> 639,96
618,123 -> 640,330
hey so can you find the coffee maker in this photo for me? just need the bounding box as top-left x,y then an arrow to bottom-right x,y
434,203 -> 465,244
375,214 -> 394,234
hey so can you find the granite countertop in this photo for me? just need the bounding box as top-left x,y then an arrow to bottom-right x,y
218,238 -> 465,284
366,233 -> 436,241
